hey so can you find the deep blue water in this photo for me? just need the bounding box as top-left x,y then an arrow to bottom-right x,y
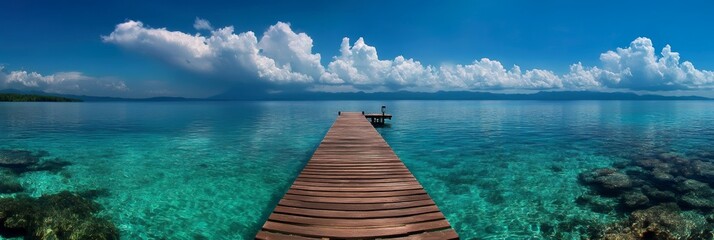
1,101 -> 713,239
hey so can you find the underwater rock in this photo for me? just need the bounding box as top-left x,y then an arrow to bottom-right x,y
691,160 -> 714,182
0,191 -> 119,240
635,159 -> 668,171
621,191 -> 650,209
0,150 -> 70,174
641,185 -> 676,203
602,203 -> 708,240
583,152 -> 714,239
0,183 -> 23,194
676,179 -> 710,193
680,192 -> 714,210
635,155 -> 695,178
650,169 -> 676,184
576,194 -> 618,213
14,159 -> 72,174
579,168 -> 633,195
657,152 -> 683,162
0,175 -> 23,194
0,150 -> 41,168
548,217 -> 604,239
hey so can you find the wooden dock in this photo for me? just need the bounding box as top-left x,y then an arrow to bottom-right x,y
256,112 -> 458,239
364,113 -> 392,125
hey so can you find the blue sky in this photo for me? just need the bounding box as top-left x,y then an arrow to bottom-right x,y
2,0 -> 714,97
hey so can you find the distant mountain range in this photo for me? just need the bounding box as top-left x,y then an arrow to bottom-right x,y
212,90 -> 712,101
1,88 -> 710,101
0,89 -> 202,102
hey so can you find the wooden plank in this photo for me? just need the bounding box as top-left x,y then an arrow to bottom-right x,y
256,112 -> 457,239
305,162 -> 404,166
282,193 -> 432,204
255,231 -> 316,240
262,220 -> 451,238
290,184 -> 424,192
268,212 -> 446,227
287,189 -> 427,197
305,160 -> 403,164
298,171 -> 413,176
305,164 -> 404,167
297,174 -> 415,179
390,229 -> 460,240
301,168 -> 409,172
277,199 -> 437,211
292,180 -> 421,188
302,168 -> 407,172
295,177 -> 417,183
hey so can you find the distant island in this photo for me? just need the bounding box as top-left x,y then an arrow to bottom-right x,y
0,88 -> 711,101
0,93 -> 81,102
213,90 -> 712,101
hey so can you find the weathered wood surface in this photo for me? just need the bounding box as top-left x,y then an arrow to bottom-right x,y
256,112 -> 457,239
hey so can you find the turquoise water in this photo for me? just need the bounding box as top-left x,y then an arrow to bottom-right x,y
1,101 -> 713,239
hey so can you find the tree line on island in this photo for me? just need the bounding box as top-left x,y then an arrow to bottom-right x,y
0,93 -> 81,102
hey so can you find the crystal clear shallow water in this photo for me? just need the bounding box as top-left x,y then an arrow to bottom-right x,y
1,101 -> 713,239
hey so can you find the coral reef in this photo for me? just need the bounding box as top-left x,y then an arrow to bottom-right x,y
0,191 -> 119,240
16,159 -> 72,174
578,151 -> 714,239
0,149 -> 73,196
0,150 -> 45,168
601,204 -> 712,240
620,191 -> 649,210
0,172 -> 24,194
0,149 -> 116,239
0,149 -> 70,174
579,168 -> 633,196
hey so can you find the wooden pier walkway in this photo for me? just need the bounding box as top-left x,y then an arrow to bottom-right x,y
256,112 -> 458,239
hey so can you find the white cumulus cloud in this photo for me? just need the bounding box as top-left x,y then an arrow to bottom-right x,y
0,67 -> 128,96
103,20 -> 320,86
193,17 -> 213,31
437,59 -> 563,90
103,19 -> 714,93
592,37 -> 714,90
327,37 -> 565,91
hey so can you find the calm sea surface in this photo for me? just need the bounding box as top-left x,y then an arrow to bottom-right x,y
1,101 -> 713,239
